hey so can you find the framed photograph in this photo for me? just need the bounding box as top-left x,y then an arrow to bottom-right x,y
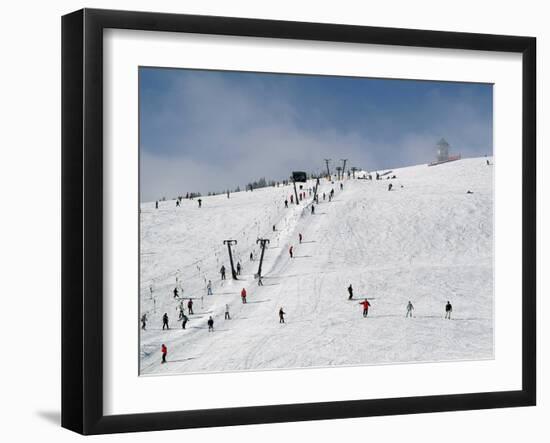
62,8 -> 536,435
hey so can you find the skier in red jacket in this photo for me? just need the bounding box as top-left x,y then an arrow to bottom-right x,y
359,299 -> 371,317
161,344 -> 167,364
241,288 -> 247,304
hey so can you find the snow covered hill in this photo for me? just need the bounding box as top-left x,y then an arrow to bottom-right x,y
139,157 -> 493,375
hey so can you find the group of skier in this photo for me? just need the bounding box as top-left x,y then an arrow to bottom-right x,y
346,283 -> 453,319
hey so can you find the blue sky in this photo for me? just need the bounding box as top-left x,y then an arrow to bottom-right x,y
140,67 -> 492,201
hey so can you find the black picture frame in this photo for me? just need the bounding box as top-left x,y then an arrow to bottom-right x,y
61,8 -> 536,435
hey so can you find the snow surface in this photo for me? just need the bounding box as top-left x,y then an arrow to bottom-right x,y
139,158 -> 493,375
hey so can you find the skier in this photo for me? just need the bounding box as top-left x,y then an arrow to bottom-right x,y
187,298 -> 194,315
445,301 -> 453,319
198,198 -> 202,208
181,313 -> 188,329
161,344 -> 167,364
406,301 -> 414,318
273,224 -> 276,232
376,172 -> 380,180
279,307 -> 286,323
141,313 -> 147,330
340,183 -> 343,190
388,183 -> 393,191
173,287 -> 179,299
299,233 -> 303,243
207,280 -> 213,295
359,299 -> 371,318
347,284 -> 353,300
227,190 -> 230,198
311,204 -> 315,215
220,265 -> 226,280
284,199 -> 288,208
162,312 -> 169,330
289,245 -> 293,259
290,195 -> 294,204
155,201 -> 159,209
207,316 -> 214,332
250,252 -> 254,261
241,287 -> 247,304
236,262 -> 241,275
225,304 -> 231,320
176,200 -> 180,207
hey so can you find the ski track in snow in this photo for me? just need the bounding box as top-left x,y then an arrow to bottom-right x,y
140,158 -> 494,375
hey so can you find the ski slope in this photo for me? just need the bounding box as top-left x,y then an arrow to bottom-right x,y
139,157 -> 493,375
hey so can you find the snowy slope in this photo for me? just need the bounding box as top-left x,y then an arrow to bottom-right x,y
140,157 -> 493,375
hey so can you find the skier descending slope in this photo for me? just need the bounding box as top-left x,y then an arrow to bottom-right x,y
406,301 -> 414,318
359,299 -> 371,318
241,288 -> 247,304
161,344 -> 167,364
181,313 -> 188,329
347,284 -> 353,300
445,301 -> 453,319
279,307 -> 286,323
141,313 -> 147,330
299,233 -> 303,243
289,246 -> 294,259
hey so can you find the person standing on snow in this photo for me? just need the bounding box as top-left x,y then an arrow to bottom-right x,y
207,316 -> 214,332
290,195 -> 294,204
340,183 -> 343,190
161,344 -> 167,364
445,301 -> 453,319
347,284 -> 353,300
181,313 -> 188,329
279,307 -> 286,323
187,298 -> 194,315
155,201 -> 159,209
406,301 -> 414,318
289,245 -> 294,259
311,204 -> 315,214
236,262 -> 241,275
225,304 -> 231,320
141,313 -> 147,330
299,233 -> 303,243
198,198 -> 202,208
250,252 -> 254,261
207,280 -> 213,295
359,299 -> 371,318
241,288 -> 247,304
284,199 -> 288,208
162,313 -> 169,330
220,265 -> 226,280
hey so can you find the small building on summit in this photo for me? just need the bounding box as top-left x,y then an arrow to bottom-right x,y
436,138 -> 450,162
429,138 -> 461,167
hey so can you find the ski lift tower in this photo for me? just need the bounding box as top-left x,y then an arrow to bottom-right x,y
436,138 -> 450,162
291,171 -> 307,205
